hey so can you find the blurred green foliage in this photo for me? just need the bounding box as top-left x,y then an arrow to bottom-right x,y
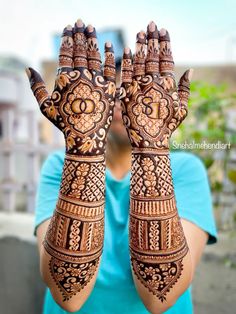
171,80 -> 236,193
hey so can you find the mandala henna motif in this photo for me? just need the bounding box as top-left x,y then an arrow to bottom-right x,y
121,76 -> 186,149
121,22 -> 191,302
27,20 -> 116,301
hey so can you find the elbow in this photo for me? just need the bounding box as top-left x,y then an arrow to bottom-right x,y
143,280 -> 192,314
40,271 -> 84,312
145,299 -> 176,314
50,287 -> 85,313
55,300 -> 83,313
39,264 -> 87,312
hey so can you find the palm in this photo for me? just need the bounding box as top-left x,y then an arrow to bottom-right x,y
27,21 -> 116,155
48,70 -> 115,154
120,23 -> 191,149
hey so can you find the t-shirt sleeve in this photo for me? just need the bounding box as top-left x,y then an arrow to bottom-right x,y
171,152 -> 218,245
34,150 -> 65,235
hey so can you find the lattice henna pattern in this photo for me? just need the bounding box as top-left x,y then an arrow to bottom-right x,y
60,155 -> 105,201
130,153 -> 173,197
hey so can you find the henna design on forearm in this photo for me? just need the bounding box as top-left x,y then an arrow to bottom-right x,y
129,150 -> 188,302
26,20 -> 116,301
44,154 -> 105,301
120,22 -> 192,302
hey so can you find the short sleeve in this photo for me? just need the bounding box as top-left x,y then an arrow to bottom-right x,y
34,150 -> 65,235
171,152 -> 218,245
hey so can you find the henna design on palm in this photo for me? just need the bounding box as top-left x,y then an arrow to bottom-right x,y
121,22 -> 191,302
120,24 -> 192,149
27,22 -> 116,156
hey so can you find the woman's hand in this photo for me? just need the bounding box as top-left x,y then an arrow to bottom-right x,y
27,20 -> 116,156
26,19 -> 116,312
121,22 -> 193,313
120,21 -> 193,149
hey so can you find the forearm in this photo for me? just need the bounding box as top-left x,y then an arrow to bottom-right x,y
41,153 -> 105,312
130,148 -> 192,313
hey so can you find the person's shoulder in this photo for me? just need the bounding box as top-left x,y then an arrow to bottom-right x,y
170,151 -> 207,179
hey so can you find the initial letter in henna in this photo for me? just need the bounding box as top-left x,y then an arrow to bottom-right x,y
26,19 -> 116,301
121,21 -> 193,302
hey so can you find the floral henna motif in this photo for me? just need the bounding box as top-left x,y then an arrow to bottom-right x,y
50,258 -> 99,301
121,22 -> 191,302
131,259 -> 183,302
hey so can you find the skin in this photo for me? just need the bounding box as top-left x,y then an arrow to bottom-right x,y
35,20 -> 209,314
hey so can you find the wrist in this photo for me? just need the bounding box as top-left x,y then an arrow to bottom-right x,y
60,153 -> 106,202
131,147 -> 174,199
131,146 -> 170,155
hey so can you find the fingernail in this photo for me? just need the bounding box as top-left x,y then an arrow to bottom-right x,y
138,31 -> 146,39
105,41 -> 112,48
76,19 -> 84,27
66,25 -> 73,30
159,28 -> 167,36
188,68 -> 194,80
124,47 -> 130,54
149,21 -> 156,32
87,24 -> 94,32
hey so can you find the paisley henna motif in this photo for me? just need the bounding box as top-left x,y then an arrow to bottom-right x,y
50,258 -> 99,301
27,19 -> 116,301
121,22 -> 192,302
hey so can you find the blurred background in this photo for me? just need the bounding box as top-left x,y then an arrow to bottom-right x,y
0,0 -> 236,313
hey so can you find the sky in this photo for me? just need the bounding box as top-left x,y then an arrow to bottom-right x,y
1,0 -> 236,70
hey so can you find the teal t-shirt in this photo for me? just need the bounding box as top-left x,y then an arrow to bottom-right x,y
35,150 -> 218,314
